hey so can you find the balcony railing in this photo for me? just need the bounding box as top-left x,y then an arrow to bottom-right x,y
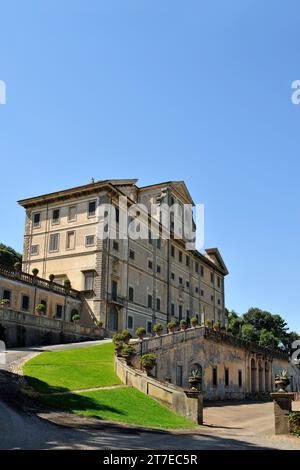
0,264 -> 80,299
107,293 -> 125,306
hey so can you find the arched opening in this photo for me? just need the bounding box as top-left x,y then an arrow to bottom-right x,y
258,360 -> 263,392
251,358 -> 256,393
108,305 -> 118,331
265,362 -> 270,392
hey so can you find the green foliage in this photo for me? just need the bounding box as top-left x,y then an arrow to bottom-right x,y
122,329 -> 132,342
140,353 -> 157,370
190,316 -> 198,325
241,323 -> 259,343
112,332 -> 126,344
32,268 -> 39,275
180,319 -> 187,326
190,369 -> 202,378
1,299 -> 10,306
213,322 -> 221,330
35,303 -> 46,313
153,323 -> 163,332
167,321 -> 177,330
0,243 -> 22,268
121,345 -> 136,358
258,329 -> 278,349
289,412 -> 300,436
49,274 -> 55,281
14,261 -> 22,271
135,327 -> 146,337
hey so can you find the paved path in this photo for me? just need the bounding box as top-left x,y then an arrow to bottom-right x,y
0,340 -> 299,449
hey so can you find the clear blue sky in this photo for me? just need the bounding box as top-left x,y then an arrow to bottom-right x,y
1,1 -> 299,331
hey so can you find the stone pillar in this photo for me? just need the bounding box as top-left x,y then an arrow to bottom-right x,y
270,392 -> 294,435
184,390 -> 203,425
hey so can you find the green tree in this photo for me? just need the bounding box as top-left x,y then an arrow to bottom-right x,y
0,243 -> 22,268
241,324 -> 259,343
258,329 -> 279,349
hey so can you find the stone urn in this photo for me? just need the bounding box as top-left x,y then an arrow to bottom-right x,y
275,371 -> 290,392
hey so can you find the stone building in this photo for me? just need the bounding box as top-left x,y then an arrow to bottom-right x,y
18,179 -> 228,335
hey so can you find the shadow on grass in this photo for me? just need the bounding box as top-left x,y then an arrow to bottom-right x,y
24,375 -> 71,394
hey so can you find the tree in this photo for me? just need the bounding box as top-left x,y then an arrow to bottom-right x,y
241,324 -> 259,343
227,310 -> 244,336
0,243 -> 22,268
258,329 -> 279,349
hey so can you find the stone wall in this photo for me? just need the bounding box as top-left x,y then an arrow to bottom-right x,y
115,356 -> 203,424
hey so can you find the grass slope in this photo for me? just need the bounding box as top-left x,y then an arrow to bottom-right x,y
24,342 -> 195,429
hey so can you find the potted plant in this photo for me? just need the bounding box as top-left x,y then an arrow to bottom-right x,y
275,370 -> 290,392
190,316 -> 198,328
64,279 -> 71,290
213,322 -> 221,332
153,323 -> 163,336
112,332 -> 126,356
0,299 -> 10,308
71,312 -> 80,324
32,268 -> 39,277
121,345 -> 137,365
14,261 -> 22,271
122,329 -> 132,344
205,319 -> 212,329
35,303 -> 46,316
135,327 -> 146,340
188,369 -> 202,390
167,320 -> 177,333
180,319 -> 187,331
49,273 -> 55,282
140,353 -> 157,375
95,320 -> 103,330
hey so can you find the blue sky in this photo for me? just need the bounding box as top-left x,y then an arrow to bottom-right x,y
1,1 -> 300,331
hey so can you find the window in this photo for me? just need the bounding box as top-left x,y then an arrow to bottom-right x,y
156,298 -> 161,311
21,294 -> 30,311
148,260 -> 153,269
179,251 -> 182,262
56,304 -> 63,319
179,276 -> 183,285
84,271 -> 94,291
211,272 -> 214,283
66,231 -> 75,250
218,298 -> 221,305
30,244 -> 39,256
211,295 -> 214,302
147,321 -> 152,334
128,287 -> 134,302
85,235 -> 95,247
2,289 -> 11,304
186,309 -> 190,319
201,289 -> 204,296
40,299 -> 47,314
49,233 -> 59,252
33,212 -> 41,228
171,245 -> 175,257
225,368 -> 229,387
148,294 -> 152,308
156,239 -> 161,249
238,370 -> 243,388
195,262 -> 199,273
171,303 -> 175,315
115,207 -> 120,223
156,265 -> 161,274
148,230 -> 153,245
52,208 -> 60,224
186,281 -> 189,288
88,200 -> 96,217
171,272 -> 175,280
176,365 -> 183,387
186,255 -> 189,267
178,305 -> 183,320
201,266 -> 204,277
111,280 -> 118,300
113,240 -> 119,251
127,315 -> 133,330
195,286 -> 199,294
217,277 -> 221,288
68,205 -> 77,222
212,367 -> 218,387
129,249 -> 135,260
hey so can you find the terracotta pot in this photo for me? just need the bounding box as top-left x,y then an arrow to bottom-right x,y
168,328 -> 176,334
155,330 -> 162,337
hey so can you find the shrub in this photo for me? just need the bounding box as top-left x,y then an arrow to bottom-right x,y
14,261 -> 22,271
180,319 -> 187,326
71,314 -> 80,322
289,412 -> 300,436
32,268 -> 39,276
167,321 -> 177,330
121,345 -> 137,359
205,319 -> 212,328
153,323 -> 163,332
140,353 -> 157,373
135,327 -> 146,338
213,322 -> 221,330
35,304 -> 46,314
112,332 -> 126,344
49,274 -> 55,282
122,329 -> 132,343
0,299 -> 10,306
190,316 -> 198,326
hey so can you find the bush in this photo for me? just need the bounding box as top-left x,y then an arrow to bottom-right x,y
35,304 -> 46,314
32,268 -> 39,276
140,353 -> 157,372
213,322 -> 221,330
135,327 -> 146,338
289,412 -> 300,436
112,332 -> 126,344
49,274 -> 55,282
71,314 -> 80,322
180,319 -> 187,326
122,329 -> 132,343
0,299 -> 10,306
167,321 -> 177,330
14,261 -> 22,271
190,316 -> 198,326
205,319 -> 212,328
153,323 -> 163,332
121,345 -> 137,359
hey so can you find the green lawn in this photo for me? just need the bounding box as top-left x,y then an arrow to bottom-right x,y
39,387 -> 195,429
24,342 -> 195,429
23,342 -> 122,393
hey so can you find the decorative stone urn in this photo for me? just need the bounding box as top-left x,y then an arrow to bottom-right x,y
274,370 -> 290,392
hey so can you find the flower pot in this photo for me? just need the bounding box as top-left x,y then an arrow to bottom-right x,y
155,331 -> 162,337
275,377 -> 290,392
180,326 -> 187,331
168,328 -> 176,334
